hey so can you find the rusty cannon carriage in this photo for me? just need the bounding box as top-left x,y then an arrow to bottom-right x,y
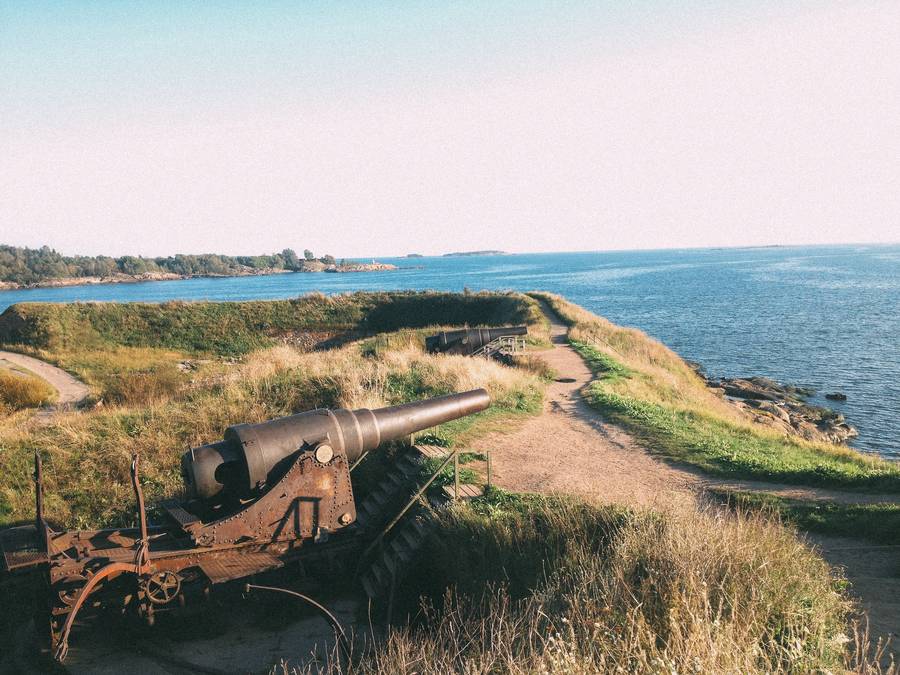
0,388 -> 491,662
425,325 -> 527,358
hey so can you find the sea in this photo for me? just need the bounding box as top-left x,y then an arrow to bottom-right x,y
1,244 -> 897,459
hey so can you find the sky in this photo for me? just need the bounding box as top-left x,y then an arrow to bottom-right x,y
1,1 -> 898,258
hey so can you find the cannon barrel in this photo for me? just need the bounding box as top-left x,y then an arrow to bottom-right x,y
181,388 -> 491,501
425,325 -> 528,354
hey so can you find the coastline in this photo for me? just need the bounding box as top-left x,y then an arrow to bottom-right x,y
0,262 -> 397,292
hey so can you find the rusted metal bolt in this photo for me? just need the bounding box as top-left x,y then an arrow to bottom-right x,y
315,444 -> 334,464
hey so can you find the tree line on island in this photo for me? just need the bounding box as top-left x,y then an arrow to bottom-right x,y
0,244 -> 395,287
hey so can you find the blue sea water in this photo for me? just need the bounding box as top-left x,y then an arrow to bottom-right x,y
1,244 -> 898,459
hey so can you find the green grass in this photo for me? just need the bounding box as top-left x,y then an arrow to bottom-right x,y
712,490 -> 900,544
570,339 -> 633,381
0,324 -> 545,529
0,291 -> 546,356
572,336 -> 900,492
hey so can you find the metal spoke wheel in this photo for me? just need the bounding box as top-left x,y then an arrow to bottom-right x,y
143,571 -> 181,605
55,574 -> 88,607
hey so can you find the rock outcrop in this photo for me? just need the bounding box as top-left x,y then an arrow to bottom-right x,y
694,370 -> 858,445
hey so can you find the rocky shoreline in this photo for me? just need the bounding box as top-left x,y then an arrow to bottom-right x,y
0,261 -> 397,291
692,366 -> 858,445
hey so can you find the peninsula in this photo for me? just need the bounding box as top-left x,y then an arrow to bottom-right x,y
0,244 -> 397,291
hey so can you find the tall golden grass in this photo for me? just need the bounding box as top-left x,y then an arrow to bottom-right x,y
0,338 -> 542,528
531,291 -> 742,421
281,496 -> 894,674
0,369 -> 56,409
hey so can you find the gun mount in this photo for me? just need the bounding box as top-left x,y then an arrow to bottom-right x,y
0,389 -> 490,662
425,326 -> 528,356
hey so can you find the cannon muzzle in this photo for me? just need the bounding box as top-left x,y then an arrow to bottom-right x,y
182,388 -> 491,501
426,325 -> 528,355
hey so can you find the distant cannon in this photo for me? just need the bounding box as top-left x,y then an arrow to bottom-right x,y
0,389 -> 491,662
425,326 -> 528,356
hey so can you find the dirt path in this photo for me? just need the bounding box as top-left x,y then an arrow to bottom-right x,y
811,536 -> 900,654
699,478 -> 900,505
483,308 -> 897,508
478,312 -> 699,508
477,304 -> 898,656
0,350 -> 90,408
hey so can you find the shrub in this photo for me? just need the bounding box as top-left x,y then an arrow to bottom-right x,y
0,370 -> 56,409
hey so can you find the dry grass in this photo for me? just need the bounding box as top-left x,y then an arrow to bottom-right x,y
509,353 -> 558,381
531,292 -> 741,421
0,337 -> 543,528
282,494 -> 894,674
0,369 -> 56,409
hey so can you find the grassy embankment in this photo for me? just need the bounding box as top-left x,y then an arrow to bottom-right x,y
531,292 -> 900,542
0,291 -> 548,528
713,490 -> 900,544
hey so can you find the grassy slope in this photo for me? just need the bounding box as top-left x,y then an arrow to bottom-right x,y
0,292 -> 548,528
712,490 -> 900,545
0,290 -> 547,356
531,292 -> 900,492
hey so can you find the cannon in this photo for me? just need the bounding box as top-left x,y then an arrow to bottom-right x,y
425,325 -> 528,356
183,388 -> 490,501
0,389 -> 490,661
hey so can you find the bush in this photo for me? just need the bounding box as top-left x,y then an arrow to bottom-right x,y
0,370 -> 56,409
102,365 -> 186,406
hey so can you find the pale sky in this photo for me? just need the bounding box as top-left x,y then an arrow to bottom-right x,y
1,1 -> 898,258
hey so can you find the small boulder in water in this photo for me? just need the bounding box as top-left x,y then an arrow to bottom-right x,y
825,392 -> 847,401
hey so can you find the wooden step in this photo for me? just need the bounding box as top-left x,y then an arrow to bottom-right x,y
400,527 -> 422,549
442,483 -> 485,501
413,444 -> 451,459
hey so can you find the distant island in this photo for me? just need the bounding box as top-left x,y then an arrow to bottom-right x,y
0,244 -> 396,290
442,250 -> 505,257
405,253 -> 424,258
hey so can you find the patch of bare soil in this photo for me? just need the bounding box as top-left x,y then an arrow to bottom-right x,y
478,313 -> 698,509
812,535 -> 900,657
